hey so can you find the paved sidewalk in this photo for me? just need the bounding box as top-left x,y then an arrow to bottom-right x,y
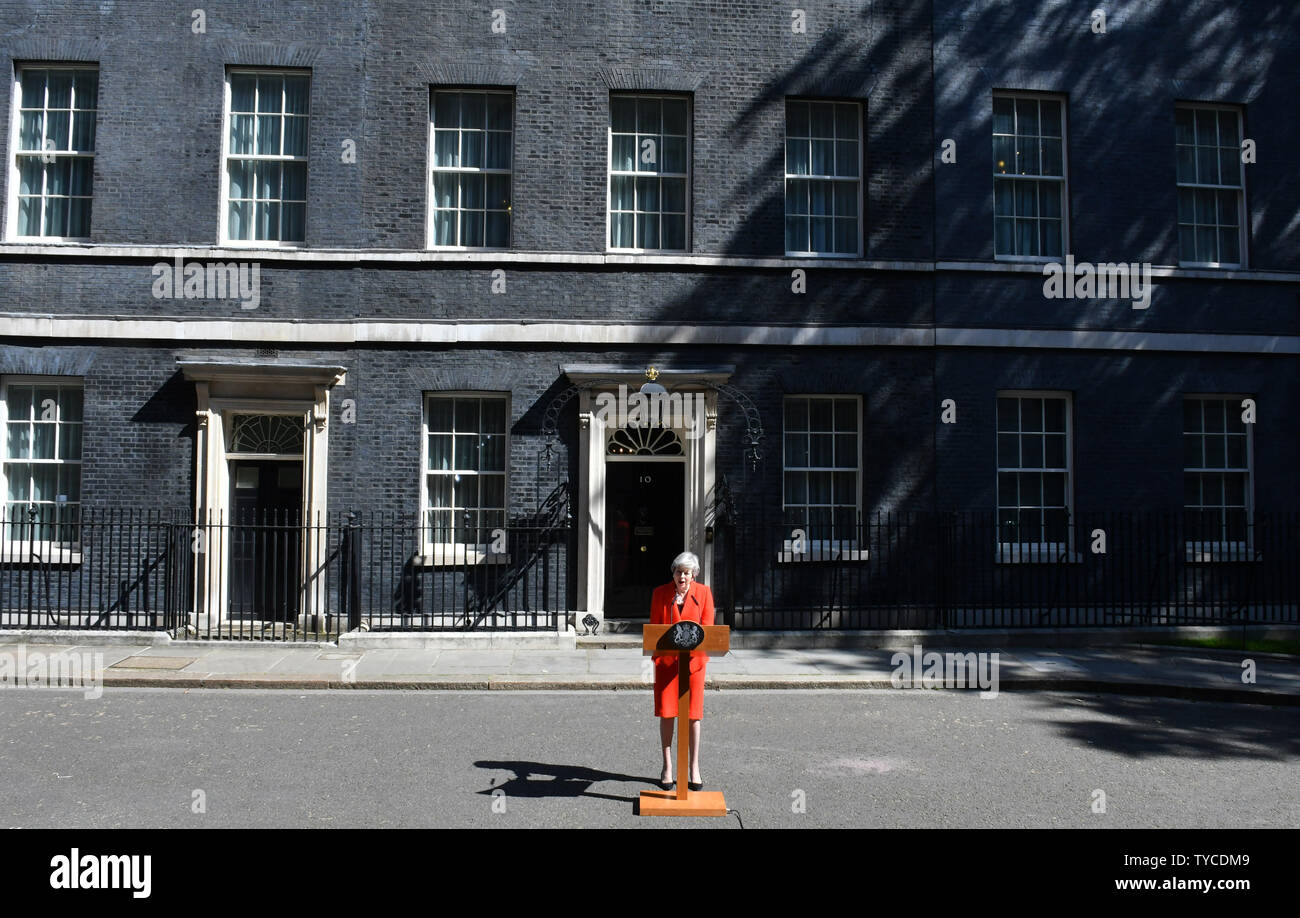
1,637 -> 1297,704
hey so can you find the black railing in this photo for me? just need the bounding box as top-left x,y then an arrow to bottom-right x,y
714,511 -> 1300,630
1,506 -> 574,640
4,507 -> 1297,636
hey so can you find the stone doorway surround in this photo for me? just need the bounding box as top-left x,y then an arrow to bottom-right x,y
178,360 -> 346,629
563,365 -> 732,629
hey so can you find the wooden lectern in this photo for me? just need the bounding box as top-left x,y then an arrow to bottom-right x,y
638,621 -> 730,817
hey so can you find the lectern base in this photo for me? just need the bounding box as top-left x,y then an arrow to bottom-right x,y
637,789 -> 728,817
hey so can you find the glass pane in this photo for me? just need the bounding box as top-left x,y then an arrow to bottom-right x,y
227,154 -> 253,199
635,176 -> 659,212
993,136 -> 1014,175
810,139 -> 833,175
1044,398 -> 1065,432
809,102 -> 834,137
1194,190 -> 1217,224
661,136 -> 686,173
785,215 -> 807,252
18,111 -> 42,151
229,114 -> 254,155
68,198 -> 90,237
610,213 -> 633,248
461,174 -> 485,209
461,94 -> 485,130
1040,101 -> 1061,137
7,463 -> 30,501
72,111 -> 96,151
1196,146 -> 1218,185
460,210 -> 484,246
257,76 -> 283,113
609,174 -> 634,211
784,471 -> 807,504
611,134 -> 635,172
283,116 -> 308,157
454,399 -> 478,431
8,387 -> 33,421
1018,472 -> 1041,506
1015,219 -> 1037,255
992,97 -> 1015,135
835,433 -> 857,467
230,74 -> 256,112
47,71 -> 73,108
834,399 -> 856,430
1178,225 -> 1196,262
662,177 -> 686,213
480,474 -> 505,508
1015,98 -> 1038,135
453,475 -> 478,509
1014,181 -> 1037,217
282,162 -> 307,201
998,434 -> 1019,466
69,158 -> 93,196
486,94 -> 511,131
486,174 -> 510,211
32,464 -> 56,502
833,182 -> 858,218
43,197 -> 67,236
784,398 -> 809,431
997,472 -> 1018,506
59,424 -> 81,460
786,101 -> 809,137
810,398 -> 833,430
662,99 -> 687,135
1176,146 -> 1196,184
833,217 -> 856,253
1174,108 -> 1195,145
995,217 -> 1014,255
7,423 -> 30,459
1043,474 -> 1065,507
808,471 -> 831,503
427,399 -> 454,431
255,201 -> 280,241
784,433 -> 808,467
636,98 -> 660,134
1217,190 -> 1239,226
256,115 -> 281,155
636,212 -> 659,248
1204,436 -> 1225,468
484,211 -> 508,246
1044,434 -> 1066,469
46,110 -> 70,150
428,434 -> 452,470
1018,137 -> 1039,175
1041,139 -> 1062,176
255,160 -> 280,199
836,140 -> 859,177
461,131 -> 484,168
1196,227 -> 1216,261
1183,435 -> 1202,468
833,471 -> 856,504
227,200 -> 251,239
808,182 -> 831,216
997,398 -> 1018,431
485,131 -> 511,170
661,214 -> 686,250
786,179 -> 808,215
1219,149 -> 1239,187
835,103 -> 857,139
1194,110 -> 1216,145
787,138 -> 809,176
283,76 -> 309,114
479,434 -> 504,471
1021,434 -> 1043,469
434,92 -> 460,129
611,97 -> 636,133
20,70 -> 46,108
433,129 -> 459,167
1021,399 -> 1043,432
281,203 -> 304,242
1218,228 -> 1239,264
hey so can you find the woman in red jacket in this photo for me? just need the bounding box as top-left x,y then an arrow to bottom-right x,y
651,551 -> 714,791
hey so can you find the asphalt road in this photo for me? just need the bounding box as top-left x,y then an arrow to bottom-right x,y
2,687 -> 1297,828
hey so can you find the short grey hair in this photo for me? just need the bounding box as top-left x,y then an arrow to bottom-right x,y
670,551 -> 701,577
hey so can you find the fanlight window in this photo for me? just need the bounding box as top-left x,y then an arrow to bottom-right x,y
607,426 -> 683,456
230,414 -> 305,455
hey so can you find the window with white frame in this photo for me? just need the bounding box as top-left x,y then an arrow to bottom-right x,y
422,395 -> 507,549
1183,396 -> 1251,546
2,379 -> 82,544
224,70 -> 309,244
993,93 -> 1066,259
783,396 -> 860,542
1176,104 -> 1245,266
430,89 -> 513,248
608,94 -> 689,251
10,66 -> 98,240
785,99 -> 861,256
996,393 -> 1070,545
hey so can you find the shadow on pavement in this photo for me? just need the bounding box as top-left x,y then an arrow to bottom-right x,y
475,760 -> 651,803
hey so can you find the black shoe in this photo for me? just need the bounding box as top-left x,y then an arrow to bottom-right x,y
659,777 -> 675,790
688,780 -> 703,792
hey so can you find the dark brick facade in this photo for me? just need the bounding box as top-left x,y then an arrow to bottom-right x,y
0,0 -> 1296,538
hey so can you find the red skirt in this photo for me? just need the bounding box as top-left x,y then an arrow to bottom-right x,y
653,656 -> 706,719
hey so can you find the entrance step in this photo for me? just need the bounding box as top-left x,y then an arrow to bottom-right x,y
577,618 -> 647,648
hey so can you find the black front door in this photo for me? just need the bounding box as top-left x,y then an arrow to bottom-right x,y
604,461 -> 685,618
229,460 -> 302,621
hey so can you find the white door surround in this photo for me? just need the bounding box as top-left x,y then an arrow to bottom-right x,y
179,360 -> 346,627
564,366 -> 731,626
